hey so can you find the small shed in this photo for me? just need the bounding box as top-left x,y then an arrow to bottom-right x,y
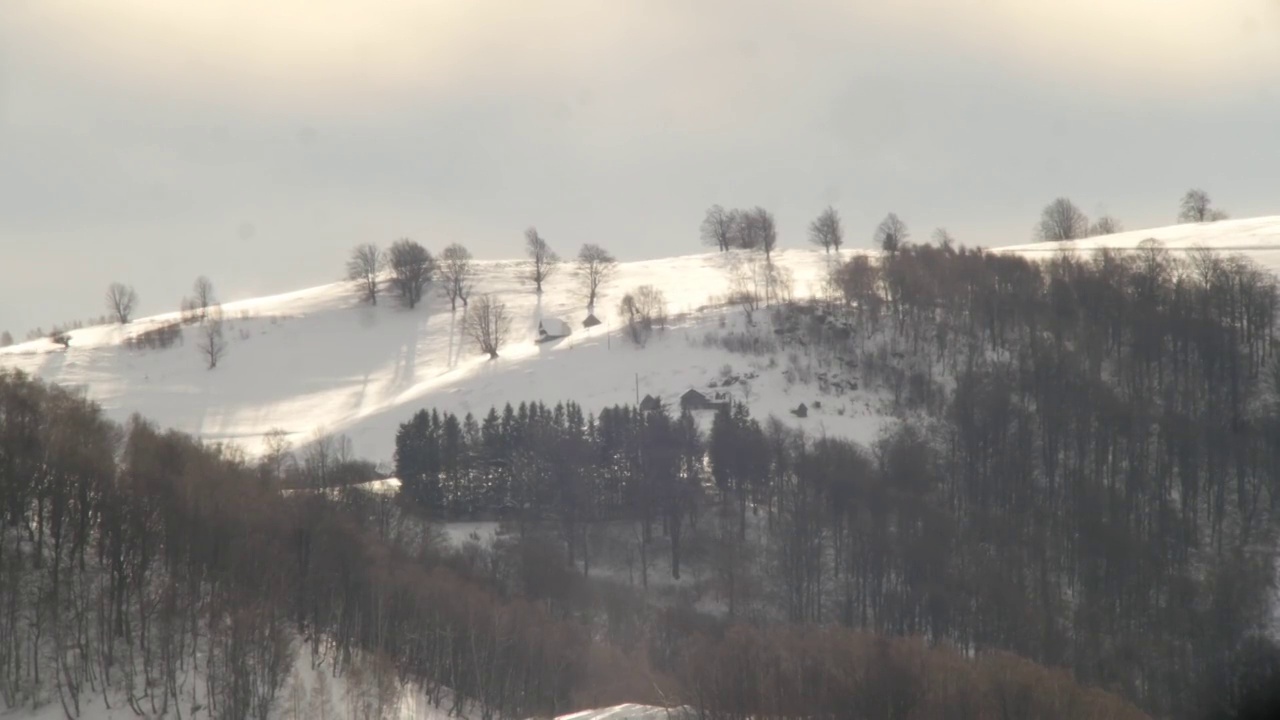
538,318 -> 571,342
680,389 -> 713,412
583,313 -> 602,329
639,394 -> 662,413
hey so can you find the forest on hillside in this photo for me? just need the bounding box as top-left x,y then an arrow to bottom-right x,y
4,236 -> 1280,718
389,239 -> 1280,719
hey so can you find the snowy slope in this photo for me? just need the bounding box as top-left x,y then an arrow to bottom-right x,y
996,215 -> 1280,274
6,216 -> 1280,465
0,249 -> 867,463
556,704 -> 694,720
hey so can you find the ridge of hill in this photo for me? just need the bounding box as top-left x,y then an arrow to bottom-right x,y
5,216 -> 1280,464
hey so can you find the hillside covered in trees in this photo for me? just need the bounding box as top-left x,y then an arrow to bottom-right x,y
385,235 -> 1280,718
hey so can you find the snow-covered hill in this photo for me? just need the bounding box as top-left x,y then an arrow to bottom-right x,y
996,215 -> 1280,274
0,249 -> 862,463
5,216 -> 1280,464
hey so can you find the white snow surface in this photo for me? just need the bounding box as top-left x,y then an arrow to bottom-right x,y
556,704 -> 694,720
996,215 -> 1280,273
5,216 -> 1280,466
1,249 -> 861,463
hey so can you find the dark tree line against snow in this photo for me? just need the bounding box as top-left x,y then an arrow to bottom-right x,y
0,369 -> 1154,720
0,370 -> 617,719
700,206 -> 778,259
391,234 -> 1280,719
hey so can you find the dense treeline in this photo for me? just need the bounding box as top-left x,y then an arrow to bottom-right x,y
0,374 -> 1152,720
395,239 -> 1280,718
813,240 -> 1280,717
0,370 -> 605,718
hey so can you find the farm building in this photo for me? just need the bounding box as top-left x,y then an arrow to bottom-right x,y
538,318 -> 572,342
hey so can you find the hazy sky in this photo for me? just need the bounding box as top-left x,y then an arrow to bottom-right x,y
2,0 -> 1279,336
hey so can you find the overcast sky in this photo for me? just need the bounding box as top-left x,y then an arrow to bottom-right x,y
2,0 -> 1279,336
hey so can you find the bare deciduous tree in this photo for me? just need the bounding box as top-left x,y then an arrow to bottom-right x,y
105,282 -> 138,324
875,213 -> 909,254
438,243 -> 475,312
808,206 -> 843,254
1179,188 -> 1229,223
1089,215 -> 1124,236
388,239 -> 435,309
618,285 -> 667,347
739,206 -> 778,260
525,228 -> 560,293
1036,198 -> 1089,241
198,305 -> 227,369
701,205 -> 737,252
931,227 -> 955,249
259,428 -> 296,484
725,251 -> 765,324
465,294 -> 512,359
576,244 -> 617,310
346,243 -> 384,305
0,330 -> 11,347
193,276 -> 217,319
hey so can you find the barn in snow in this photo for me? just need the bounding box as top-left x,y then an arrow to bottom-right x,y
537,318 -> 572,343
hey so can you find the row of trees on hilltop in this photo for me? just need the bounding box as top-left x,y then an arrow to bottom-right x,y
343,234 -> 619,360
697,187 -> 1231,257
1035,189 -> 1228,241
344,234 -> 618,310
6,186 -> 1235,351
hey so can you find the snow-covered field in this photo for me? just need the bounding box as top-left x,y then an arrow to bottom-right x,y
4,216 -> 1280,468
996,215 -> 1280,274
0,248 -> 880,463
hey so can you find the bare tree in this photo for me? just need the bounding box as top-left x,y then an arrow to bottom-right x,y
1036,198 -> 1089,241
725,208 -> 753,250
725,252 -> 765,324
259,428 -> 295,484
438,243 -> 475,311
465,294 -> 512,359
701,205 -> 736,252
1089,215 -> 1124,236
743,206 -> 778,260
525,228 -> 560,293
1179,188 -> 1229,223
875,213 -> 909,255
576,244 -> 617,310
808,206 -> 843,254
105,282 -> 138,324
346,243 -> 384,305
618,285 -> 667,347
193,276 -> 217,319
931,227 -> 956,251
198,305 -> 227,369
0,330 -> 12,347
388,239 -> 435,309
